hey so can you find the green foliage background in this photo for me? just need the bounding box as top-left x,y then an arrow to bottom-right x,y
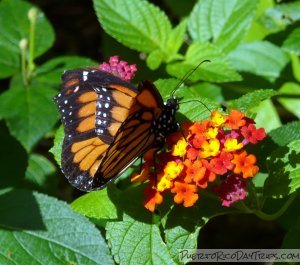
0,0 -> 300,264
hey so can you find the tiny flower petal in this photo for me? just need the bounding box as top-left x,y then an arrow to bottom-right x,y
157,173 -> 173,192
241,124 -> 267,144
199,139 -> 220,158
186,147 -> 198,160
224,110 -> 246,129
144,188 -> 163,212
210,152 -> 234,175
172,138 -> 188,157
99,56 -> 136,81
223,138 -> 243,152
214,175 -> 247,207
164,161 -> 184,179
184,160 -> 206,183
232,151 -> 259,178
171,182 -> 199,207
205,127 -> 218,139
211,110 -> 226,127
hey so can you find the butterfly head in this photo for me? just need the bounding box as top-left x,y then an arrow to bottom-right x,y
166,96 -> 179,111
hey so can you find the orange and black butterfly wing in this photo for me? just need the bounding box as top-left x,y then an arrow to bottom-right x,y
54,68 -> 139,191
92,81 -> 165,188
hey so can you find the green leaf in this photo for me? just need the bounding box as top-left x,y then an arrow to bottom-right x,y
25,154 -> 56,189
188,0 -> 257,53
93,0 -> 171,54
36,56 -> 98,85
243,0 -> 274,42
71,189 -> 118,226
264,140 -> 300,198
261,1 -> 300,33
166,19 -> 187,58
278,82 -> 300,119
0,0 -> 54,58
269,121 -> 300,147
189,82 -> 224,102
0,122 -> 27,189
0,189 -> 114,264
154,78 -> 183,101
254,99 -> 282,133
167,42 -> 241,83
164,207 -> 201,264
106,213 -> 175,265
290,53 -> 300,83
0,79 -> 59,152
0,45 -> 20,78
146,49 -> 164,70
227,41 -> 289,82
227,89 -> 277,117
49,125 -> 64,166
282,28 -> 300,55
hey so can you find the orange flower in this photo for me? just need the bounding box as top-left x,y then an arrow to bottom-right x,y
171,181 -> 199,207
189,120 -> 210,135
186,147 -> 198,160
225,110 -> 246,129
184,160 -> 206,183
143,188 -> 163,212
191,135 -> 206,148
232,151 -> 259,178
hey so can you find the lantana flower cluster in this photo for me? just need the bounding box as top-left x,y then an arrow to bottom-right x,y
132,109 -> 266,212
99,55 -> 137,81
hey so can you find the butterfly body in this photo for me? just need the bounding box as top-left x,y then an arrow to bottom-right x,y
54,68 -> 179,191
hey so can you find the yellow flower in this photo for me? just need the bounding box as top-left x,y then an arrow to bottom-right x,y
157,174 -> 173,192
164,161 -> 184,179
172,138 -> 188,157
199,139 -> 220,158
210,110 -> 225,127
205,127 -> 218,139
223,138 -> 243,152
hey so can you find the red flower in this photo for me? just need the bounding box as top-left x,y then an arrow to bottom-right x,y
186,147 -> 198,160
214,175 -> 247,207
241,124 -> 266,144
210,152 -> 234,175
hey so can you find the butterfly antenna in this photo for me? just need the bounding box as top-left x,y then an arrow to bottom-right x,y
170,60 -> 211,98
180,99 -> 212,113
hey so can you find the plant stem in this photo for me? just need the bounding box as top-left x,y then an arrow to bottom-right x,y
290,53 -> 300,83
27,8 -> 38,82
19,39 -> 28,86
254,192 -> 298,221
239,192 -> 298,221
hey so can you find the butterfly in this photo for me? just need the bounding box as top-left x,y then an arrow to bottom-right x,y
54,67 -> 179,191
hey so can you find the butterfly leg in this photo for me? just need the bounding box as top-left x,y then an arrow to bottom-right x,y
178,122 -> 192,147
152,150 -> 158,187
